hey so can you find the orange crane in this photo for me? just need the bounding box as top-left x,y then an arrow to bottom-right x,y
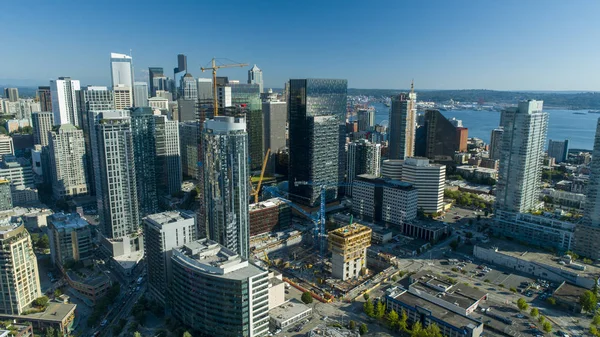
250,148 -> 271,203
200,58 -> 248,117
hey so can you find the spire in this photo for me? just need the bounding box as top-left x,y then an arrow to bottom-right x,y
410,79 -> 414,93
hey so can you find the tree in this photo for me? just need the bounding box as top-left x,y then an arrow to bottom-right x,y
530,308 -> 539,317
449,240 -> 459,251
538,315 -> 545,324
37,234 -> 50,250
375,300 -> 386,319
546,297 -> 556,305
34,296 -> 49,308
387,309 -> 399,328
392,275 -> 398,282
44,327 -> 55,337
580,290 -> 598,313
363,299 -> 374,317
426,323 -> 443,337
301,291 -> 313,304
183,332 -> 192,337
543,321 -> 552,333
593,314 -> 600,326
134,333 -> 142,337
410,321 -> 423,337
591,325 -> 600,337
359,323 -> 368,335
398,309 -> 408,332
349,320 -> 356,330
517,298 -> 529,311
363,293 -> 370,301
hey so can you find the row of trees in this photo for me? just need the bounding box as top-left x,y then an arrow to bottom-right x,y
444,190 -> 491,210
363,298 -> 443,337
517,298 -> 552,333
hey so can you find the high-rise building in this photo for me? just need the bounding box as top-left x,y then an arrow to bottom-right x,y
179,121 -> 200,179
144,211 -> 196,305
149,67 -> 164,97
37,86 -> 52,112
31,112 -> 54,146
171,239 -> 269,337
288,79 -> 347,207
130,107 -> 158,216
0,218 -> 41,315
3,88 -> 18,102
179,74 -> 197,100
262,101 -> 287,174
346,139 -> 381,196
0,135 -> 14,157
133,82 -> 149,107
352,174 -> 418,224
422,109 -> 468,160
197,78 -> 213,102
50,77 -> 81,126
176,54 -> 187,74
0,179 -> 12,211
357,108 -> 375,132
110,52 -> 134,89
381,159 -> 403,180
47,212 -> 92,266
401,157 -> 445,214
548,139 -> 569,163
202,116 -> 250,258
48,124 -> 89,199
93,110 -> 139,238
388,85 -> 417,160
328,224 -> 371,280
113,85 -> 133,109
495,100 -> 548,214
0,155 -> 34,189
489,128 -> 504,160
155,115 -> 181,195
248,64 -> 263,93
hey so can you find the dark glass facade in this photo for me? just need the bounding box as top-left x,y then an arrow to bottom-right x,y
131,107 -> 158,217
423,109 -> 461,160
230,83 -> 263,171
288,79 -> 347,207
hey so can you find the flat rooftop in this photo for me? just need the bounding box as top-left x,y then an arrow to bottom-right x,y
411,271 -> 487,310
269,299 -> 312,322
144,210 -> 194,226
249,197 -> 286,211
18,302 -> 76,322
48,213 -> 88,230
553,281 -> 589,303
329,223 -> 372,238
112,250 -> 144,270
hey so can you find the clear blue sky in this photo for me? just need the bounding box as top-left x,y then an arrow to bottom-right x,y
1,0 -> 599,90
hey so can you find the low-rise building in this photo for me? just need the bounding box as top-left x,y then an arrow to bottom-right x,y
401,221 -> 450,243
0,302 -> 75,337
540,188 -> 586,209
456,165 -> 498,181
551,281 -> 588,313
328,224 -> 372,280
269,299 -> 312,330
249,198 -> 292,237
65,270 -> 111,304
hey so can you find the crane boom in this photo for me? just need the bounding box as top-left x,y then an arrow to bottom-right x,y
200,58 -> 248,117
250,148 -> 271,203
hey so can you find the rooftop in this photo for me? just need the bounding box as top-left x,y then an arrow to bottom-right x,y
329,223 -> 372,238
19,302 -> 76,323
112,250 -> 144,271
553,281 -> 589,304
249,197 -> 287,211
144,210 -> 195,227
269,299 -> 312,323
48,213 -> 88,230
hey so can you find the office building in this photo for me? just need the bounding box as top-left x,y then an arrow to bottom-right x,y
113,85 -> 133,109
48,124 -> 89,199
149,97 -> 169,110
37,86 -> 52,112
262,101 -> 287,174
203,116 -> 250,258
177,98 -> 196,122
328,224 -> 372,280
50,77 -> 81,126
0,155 -> 34,189
133,82 -> 149,107
229,83 -> 263,171
171,239 -> 269,337
110,52 -> 134,89
180,74 -> 197,100
402,157 -> 445,214
548,139 -> 569,163
495,100 -> 548,214
248,64 -> 263,93
130,107 -> 158,216
31,112 -> 54,146
3,88 -> 18,102
0,179 -> 11,211
93,110 -> 139,238
197,78 -> 213,102
155,115 -> 182,195
346,139 -> 381,196
388,85 -> 417,160
352,174 -> 418,224
489,128 -> 504,160
0,135 -> 14,157
249,198 -> 292,237
421,109 -> 468,160
149,67 -> 164,97
179,121 -> 200,179
288,79 -> 347,207
357,108 -> 375,132
0,218 -> 41,315
47,212 -> 92,266
144,211 -> 196,305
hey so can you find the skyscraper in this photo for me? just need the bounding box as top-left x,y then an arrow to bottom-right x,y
422,109 -> 468,160
114,85 -> 133,109
31,112 -> 54,146
489,128 -> 504,160
262,101 -> 287,174
197,78 -> 213,102
93,110 -> 139,238
3,88 -> 18,102
202,116 -> 249,258
148,67 -> 164,97
346,139 -> 381,196
229,83 -> 262,171
37,86 -> 52,112
495,100 -> 548,214
130,107 -> 158,216
179,73 -> 197,100
288,79 -> 347,207
155,115 -> 182,195
133,82 -> 149,107
357,108 -> 375,132
48,124 -> 89,199
248,64 -> 263,93
179,121 -> 200,179
548,139 -> 569,163
401,157 -> 446,214
388,84 -> 417,160
110,52 -> 134,89
50,77 -> 81,126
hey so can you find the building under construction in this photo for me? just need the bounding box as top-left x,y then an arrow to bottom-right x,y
328,224 -> 372,281
249,198 -> 292,237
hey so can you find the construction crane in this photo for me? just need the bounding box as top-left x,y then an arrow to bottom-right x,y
200,58 -> 248,117
250,149 -> 271,204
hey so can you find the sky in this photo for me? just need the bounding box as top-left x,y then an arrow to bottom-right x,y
1,0 -> 599,90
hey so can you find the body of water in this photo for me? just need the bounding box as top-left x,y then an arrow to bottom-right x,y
367,102 -> 597,151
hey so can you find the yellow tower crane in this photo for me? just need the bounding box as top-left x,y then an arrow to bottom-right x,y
200,58 -> 248,117
250,148 -> 271,204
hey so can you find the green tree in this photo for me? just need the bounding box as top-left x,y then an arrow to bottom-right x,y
398,309 -> 408,332
387,309 -> 399,328
538,315 -> 545,324
392,275 -> 398,282
37,234 -> 50,250
359,323 -> 368,335
301,291 -> 313,304
363,293 -> 370,301
580,290 -> 598,313
53,289 -> 62,297
411,321 -> 423,337
183,332 -> 192,337
349,320 -> 356,330
375,300 -> 386,319
530,308 -> 539,317
591,325 -> 600,337
546,297 -> 556,305
34,296 -> 49,308
543,321 -> 552,333
44,327 -> 55,337
426,323 -> 443,337
593,314 -> 600,326
134,333 -> 142,337
363,299 -> 374,317
517,298 -> 529,311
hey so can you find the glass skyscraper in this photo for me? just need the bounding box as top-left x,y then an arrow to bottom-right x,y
131,107 -> 158,217
230,83 -> 262,171
288,79 -> 347,207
